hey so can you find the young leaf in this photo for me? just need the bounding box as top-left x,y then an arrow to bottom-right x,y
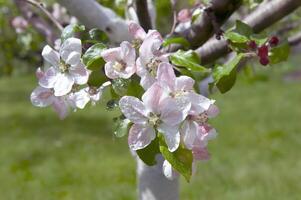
269,42 -> 290,64
113,117 -> 131,138
170,50 -> 210,73
88,28 -> 109,42
235,20 -> 253,37
163,37 -> 190,49
213,53 -> 245,93
61,24 -> 85,42
88,70 -> 107,87
159,135 -> 193,182
82,43 -> 107,71
136,137 -> 160,166
112,78 -> 131,96
224,32 -> 249,43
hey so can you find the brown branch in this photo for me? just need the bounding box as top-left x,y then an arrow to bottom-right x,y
24,0 -> 63,31
170,0 -> 242,50
195,0 -> 301,65
14,0 -> 58,44
136,0 -> 153,31
288,31 -> 301,46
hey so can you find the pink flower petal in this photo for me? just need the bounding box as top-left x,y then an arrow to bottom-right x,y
192,146 -> 210,161
128,124 -> 156,150
181,120 -> 198,149
128,22 -> 146,40
30,86 -> 54,107
142,83 -> 168,114
120,41 -> 136,66
207,104 -> 219,118
41,45 -> 60,67
35,67 -> 44,80
104,62 -> 120,79
52,98 -> 69,119
69,63 -> 89,85
119,96 -> 148,124
175,76 -> 195,91
156,62 -> 176,91
38,67 -> 59,88
160,97 -> 190,126
60,38 -> 82,62
53,73 -> 74,96
186,92 -> 214,115
101,47 -> 121,62
158,123 -> 180,152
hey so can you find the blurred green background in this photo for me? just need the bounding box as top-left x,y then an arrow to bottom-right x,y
1,0 -> 301,199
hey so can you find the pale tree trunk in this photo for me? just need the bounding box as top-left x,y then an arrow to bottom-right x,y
137,155 -> 179,200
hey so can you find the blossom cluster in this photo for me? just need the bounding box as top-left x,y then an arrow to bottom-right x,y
102,22 -> 219,178
31,22 -> 219,180
31,38 -> 108,119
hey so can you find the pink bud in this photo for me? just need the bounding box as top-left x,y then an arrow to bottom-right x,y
177,9 -> 191,23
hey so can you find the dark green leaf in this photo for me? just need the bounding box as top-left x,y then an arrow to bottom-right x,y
127,79 -> 145,98
213,53 -> 245,93
61,24 -> 85,42
88,28 -> 109,42
82,43 -> 106,71
88,70 -> 107,87
269,42 -> 290,64
163,37 -> 190,48
170,50 -> 210,73
112,78 -> 131,96
159,135 -> 193,182
136,137 -> 160,166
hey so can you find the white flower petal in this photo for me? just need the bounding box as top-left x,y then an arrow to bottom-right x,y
181,120 -> 198,149
52,98 -> 69,119
175,76 -> 195,91
128,124 -> 156,150
69,63 -> 89,85
142,83 -> 168,114
41,45 -> 60,67
60,38 -> 82,62
38,67 -> 59,88
119,96 -> 148,124
65,51 -> 81,66
68,89 -> 90,109
187,92 -> 214,115
30,86 -> 54,107
156,62 -> 176,91
101,47 -> 121,62
53,73 -> 74,96
163,160 -> 178,180
158,123 -> 180,152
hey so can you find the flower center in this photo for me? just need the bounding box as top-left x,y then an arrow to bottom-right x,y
148,112 -> 161,126
190,113 -> 208,124
113,61 -> 125,72
59,61 -> 70,73
146,59 -> 161,77
170,90 -> 186,98
132,39 -> 143,49
88,86 -> 98,95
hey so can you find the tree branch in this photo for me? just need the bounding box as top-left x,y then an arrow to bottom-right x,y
196,0 -> 301,65
14,0 -> 58,44
58,0 -> 131,43
288,31 -> 301,46
171,0 -> 242,50
136,0 -> 153,31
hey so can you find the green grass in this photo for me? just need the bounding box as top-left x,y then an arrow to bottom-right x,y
1,59 -> 301,200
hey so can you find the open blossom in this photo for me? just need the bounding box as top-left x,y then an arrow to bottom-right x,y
119,83 -> 190,152
101,41 -> 136,79
39,38 -> 89,96
157,62 -> 214,115
129,22 -> 168,89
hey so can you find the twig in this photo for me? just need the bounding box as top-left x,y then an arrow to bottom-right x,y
168,0 -> 178,36
24,0 -> 63,31
135,0 -> 153,31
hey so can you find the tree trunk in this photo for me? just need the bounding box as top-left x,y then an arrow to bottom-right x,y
137,155 -> 179,200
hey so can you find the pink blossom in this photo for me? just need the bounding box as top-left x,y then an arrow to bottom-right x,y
11,16 -> 28,33
119,83 -> 190,152
177,9 -> 192,23
101,41 -> 136,79
156,62 -> 214,115
39,38 -> 89,96
30,86 -> 68,119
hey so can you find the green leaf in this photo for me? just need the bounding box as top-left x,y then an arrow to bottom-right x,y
112,78 -> 131,96
235,20 -> 253,37
61,24 -> 85,42
88,70 -> 107,87
269,42 -> 290,64
113,117 -> 131,138
88,28 -> 109,43
191,8 -> 202,23
136,137 -> 160,166
170,50 -> 210,73
213,53 -> 245,93
127,79 -> 145,98
82,43 -> 106,71
159,135 -> 193,182
224,32 -> 249,43
163,37 -> 190,49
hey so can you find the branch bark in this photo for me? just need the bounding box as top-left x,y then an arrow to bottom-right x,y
171,0 -> 242,50
196,0 -> 301,65
289,31 -> 301,46
136,0 -> 153,31
14,0 -> 58,44
58,0 -> 131,43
